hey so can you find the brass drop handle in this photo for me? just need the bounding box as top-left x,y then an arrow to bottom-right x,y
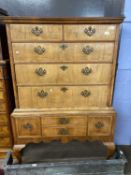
60,65 -> 68,71
81,67 -> 92,75
31,26 -> 43,36
37,90 -> 48,98
35,67 -> 46,76
61,87 -> 68,92
95,121 -> 104,129
82,46 -> 94,55
84,26 -> 96,36
58,118 -> 70,124
60,44 -> 68,50
58,128 -> 69,135
81,90 -> 91,97
23,123 -> 33,131
34,46 -> 45,55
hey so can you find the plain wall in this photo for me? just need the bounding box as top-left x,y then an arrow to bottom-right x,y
113,0 -> 131,144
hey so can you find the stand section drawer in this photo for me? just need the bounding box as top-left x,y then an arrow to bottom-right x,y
15,117 -> 41,138
88,116 -> 113,136
42,127 -> 87,137
42,116 -> 87,126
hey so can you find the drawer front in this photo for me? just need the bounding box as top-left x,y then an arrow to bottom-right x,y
42,116 -> 87,127
15,117 -> 41,138
0,113 -> 8,124
0,90 -> 5,101
0,126 -> 9,136
0,137 -> 11,147
10,24 -> 62,41
0,103 -> 6,112
88,116 -> 113,136
0,67 -> 3,79
0,80 -> 4,89
15,64 -> 112,85
12,43 -> 114,63
42,127 -> 87,137
64,25 -> 117,41
18,86 -> 109,108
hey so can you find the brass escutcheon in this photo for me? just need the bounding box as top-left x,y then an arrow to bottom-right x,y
35,67 -> 46,76
81,90 -> 91,97
84,26 -> 96,37
81,67 -> 92,75
32,26 -> 43,36
82,45 -> 94,55
34,46 -> 45,55
23,123 -> 33,131
58,128 -> 69,135
95,121 -> 104,129
37,90 -> 48,98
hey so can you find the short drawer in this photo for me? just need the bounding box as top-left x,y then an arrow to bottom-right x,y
15,117 -> 41,138
10,24 -> 62,41
0,103 -> 6,112
88,116 -> 113,136
0,80 -> 4,89
18,86 -> 109,108
15,63 -> 112,85
0,137 -> 11,147
12,42 -> 114,63
0,126 -> 9,136
0,90 -> 5,101
42,116 -> 87,127
64,25 -> 117,41
0,113 -> 8,124
42,127 -> 87,137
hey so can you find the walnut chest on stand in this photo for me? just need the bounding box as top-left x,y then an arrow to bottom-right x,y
0,16 -> 124,157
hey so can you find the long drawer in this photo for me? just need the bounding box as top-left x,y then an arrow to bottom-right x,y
15,64 -> 112,85
12,43 -> 114,63
18,86 -> 109,108
10,24 -> 62,41
64,25 -> 117,41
